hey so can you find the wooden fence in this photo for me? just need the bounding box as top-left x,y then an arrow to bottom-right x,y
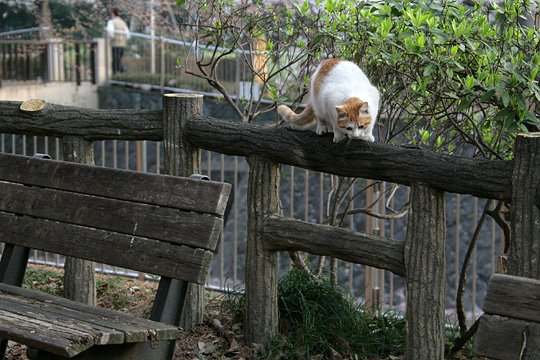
0,94 -> 538,359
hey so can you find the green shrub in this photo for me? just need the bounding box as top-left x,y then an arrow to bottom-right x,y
275,268 -> 405,359
295,0 -> 540,158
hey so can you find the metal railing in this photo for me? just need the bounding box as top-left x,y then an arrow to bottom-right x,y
0,38 -> 96,85
0,27 -> 50,40
106,31 -> 250,99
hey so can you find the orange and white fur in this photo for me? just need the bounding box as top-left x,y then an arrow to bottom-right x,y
278,59 -> 379,143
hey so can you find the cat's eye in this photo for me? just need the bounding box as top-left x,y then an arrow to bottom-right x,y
346,126 -> 353,131
358,125 -> 365,129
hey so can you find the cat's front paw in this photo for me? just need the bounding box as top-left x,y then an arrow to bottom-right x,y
316,124 -> 328,135
361,134 -> 375,142
333,132 -> 347,143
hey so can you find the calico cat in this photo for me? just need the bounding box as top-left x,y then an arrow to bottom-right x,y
278,58 -> 380,143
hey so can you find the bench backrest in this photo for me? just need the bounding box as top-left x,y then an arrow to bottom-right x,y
0,153 -> 231,284
474,273 -> 540,359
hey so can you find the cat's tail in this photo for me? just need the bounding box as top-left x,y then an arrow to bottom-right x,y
277,104 -> 316,128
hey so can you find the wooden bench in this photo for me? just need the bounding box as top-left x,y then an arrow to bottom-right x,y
474,273 -> 540,360
0,153 -> 231,360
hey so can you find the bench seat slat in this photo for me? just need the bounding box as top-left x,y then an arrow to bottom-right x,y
0,296 -> 125,346
0,309 -> 88,357
0,181 -> 222,250
0,153 -> 231,216
0,284 -> 179,341
0,212 -> 213,284
0,283 -> 180,357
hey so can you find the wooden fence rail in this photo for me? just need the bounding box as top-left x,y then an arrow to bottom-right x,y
0,94 -> 538,359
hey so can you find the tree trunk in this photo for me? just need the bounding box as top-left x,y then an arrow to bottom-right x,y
245,155 -> 281,344
404,183 -> 446,359
61,136 -> 96,306
162,93 -> 204,329
508,132 -> 540,278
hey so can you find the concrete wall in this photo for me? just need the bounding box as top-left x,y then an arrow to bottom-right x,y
98,85 -> 277,122
0,82 -> 99,109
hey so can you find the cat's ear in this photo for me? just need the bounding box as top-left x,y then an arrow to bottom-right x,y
335,105 -> 347,118
359,102 -> 370,115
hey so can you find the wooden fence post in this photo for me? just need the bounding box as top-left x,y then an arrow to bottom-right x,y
245,155 -> 281,344
162,93 -> 204,328
404,183 -> 446,359
61,135 -> 96,306
508,132 -> 540,278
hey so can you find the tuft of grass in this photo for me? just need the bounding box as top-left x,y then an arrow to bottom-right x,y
222,268 -> 406,359
445,319 -> 479,358
274,268 -> 405,359
221,284 -> 245,323
23,266 -> 64,296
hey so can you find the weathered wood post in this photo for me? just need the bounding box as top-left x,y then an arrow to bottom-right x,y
245,155 -> 281,344
508,132 -> 540,278
404,183 -> 446,359
162,93 -> 204,328
62,135 -> 96,305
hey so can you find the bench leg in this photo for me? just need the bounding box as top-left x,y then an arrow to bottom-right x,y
150,277 -> 189,325
0,244 -> 30,359
0,244 -> 30,286
149,277 -> 189,359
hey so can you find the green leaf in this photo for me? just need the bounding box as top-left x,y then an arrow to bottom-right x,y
493,108 -> 516,128
423,64 -> 435,77
499,88 -> 510,107
420,128 -> 430,142
465,75 -> 475,90
458,96 -> 474,111
436,136 -> 443,147
417,34 -> 425,49
481,89 -> 497,102
524,111 -> 539,125
176,0 -> 186,5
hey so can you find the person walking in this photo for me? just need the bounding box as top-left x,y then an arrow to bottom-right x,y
107,8 -> 130,74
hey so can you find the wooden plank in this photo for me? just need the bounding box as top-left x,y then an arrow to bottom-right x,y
474,314 -> 540,360
0,181 -> 223,250
0,100 -> 163,140
0,212 -> 213,284
0,309 -> 90,357
0,284 -> 180,342
187,115 -> 512,201
262,215 -> 405,277
483,274 -> 540,322
0,153 -> 231,216
0,296 -> 124,345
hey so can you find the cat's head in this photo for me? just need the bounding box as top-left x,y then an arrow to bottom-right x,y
335,97 -> 372,139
